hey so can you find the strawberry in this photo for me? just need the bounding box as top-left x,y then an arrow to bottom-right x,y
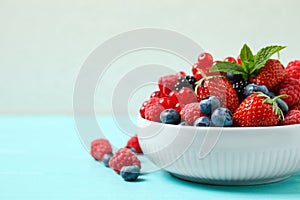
285,60 -> 300,79
210,44 -> 286,90
195,73 -> 239,114
274,77 -> 300,107
249,59 -> 286,90
280,110 -> 300,125
233,92 -> 285,127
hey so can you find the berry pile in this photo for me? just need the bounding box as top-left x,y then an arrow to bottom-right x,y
90,135 -> 143,182
140,44 -> 300,127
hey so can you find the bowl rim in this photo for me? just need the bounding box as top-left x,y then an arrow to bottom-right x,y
138,115 -> 300,131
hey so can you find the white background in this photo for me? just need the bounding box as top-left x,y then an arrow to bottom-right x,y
1,0 -> 299,114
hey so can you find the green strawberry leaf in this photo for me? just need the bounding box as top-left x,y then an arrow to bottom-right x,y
250,45 -> 286,74
240,44 -> 254,72
210,61 -> 248,80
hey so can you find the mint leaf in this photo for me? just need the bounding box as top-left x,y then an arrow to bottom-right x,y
240,44 -> 254,63
210,62 -> 248,80
250,45 -> 286,74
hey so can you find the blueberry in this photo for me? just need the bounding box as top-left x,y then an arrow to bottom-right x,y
211,107 -> 233,127
120,165 -> 140,181
127,146 -> 137,154
199,96 -> 221,115
276,98 -> 289,115
227,73 -> 243,82
268,92 -> 289,115
179,122 -> 189,126
193,116 -> 211,127
160,109 -> 181,125
244,83 -> 269,96
103,153 -> 114,167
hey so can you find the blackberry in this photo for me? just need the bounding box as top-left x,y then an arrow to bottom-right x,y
232,79 -> 249,102
227,74 -> 249,102
174,76 -> 196,91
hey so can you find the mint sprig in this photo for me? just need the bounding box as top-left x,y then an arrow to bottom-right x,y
209,44 -> 286,80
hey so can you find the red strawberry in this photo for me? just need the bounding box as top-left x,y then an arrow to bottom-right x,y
274,77 -> 300,107
196,76 -> 239,113
233,93 -> 284,127
180,102 -> 206,125
90,139 -> 112,161
280,110 -> 300,125
109,148 -> 141,174
285,60 -> 300,79
250,59 -> 286,90
158,75 -> 178,96
126,135 -> 143,154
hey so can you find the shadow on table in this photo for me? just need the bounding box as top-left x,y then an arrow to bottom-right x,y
164,172 -> 300,195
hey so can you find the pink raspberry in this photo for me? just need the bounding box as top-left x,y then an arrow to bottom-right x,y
280,110 -> 300,125
109,148 -> 141,174
158,74 -> 178,96
286,60 -> 300,79
90,138 -> 112,161
180,102 -> 206,125
144,101 -> 164,122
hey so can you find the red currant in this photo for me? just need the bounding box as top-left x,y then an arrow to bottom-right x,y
194,72 -> 203,81
237,55 -> 242,65
159,97 -> 173,108
169,91 -> 179,105
150,91 -> 160,98
197,52 -> 213,69
224,56 -> 237,63
192,63 -> 199,75
139,101 -> 149,118
177,71 -> 186,77
174,102 -> 185,113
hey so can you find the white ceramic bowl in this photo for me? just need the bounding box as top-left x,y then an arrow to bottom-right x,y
137,116 -> 300,185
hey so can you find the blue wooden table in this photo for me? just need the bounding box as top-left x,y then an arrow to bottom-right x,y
1,116 -> 300,200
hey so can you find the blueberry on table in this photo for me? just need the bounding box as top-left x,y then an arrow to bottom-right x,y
160,109 -> 181,125
199,96 -> 221,115
193,116 -> 211,127
244,83 -> 269,97
103,153 -> 114,167
120,165 -> 140,181
211,107 -> 233,127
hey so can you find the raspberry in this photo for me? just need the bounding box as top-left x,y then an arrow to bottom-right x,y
90,139 -> 112,161
109,148 -> 141,174
274,77 -> 300,107
158,74 -> 178,96
144,101 -> 164,122
291,103 -> 300,110
286,60 -> 300,79
280,110 -> 300,125
126,135 -> 143,154
180,102 -> 206,125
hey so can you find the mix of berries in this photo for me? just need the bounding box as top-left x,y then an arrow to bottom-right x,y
90,135 -> 143,182
140,44 -> 300,127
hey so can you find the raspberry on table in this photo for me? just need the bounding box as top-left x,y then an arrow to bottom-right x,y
180,102 -> 207,125
109,148 -> 141,174
90,138 -> 112,161
280,110 -> 300,125
126,134 -> 143,154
